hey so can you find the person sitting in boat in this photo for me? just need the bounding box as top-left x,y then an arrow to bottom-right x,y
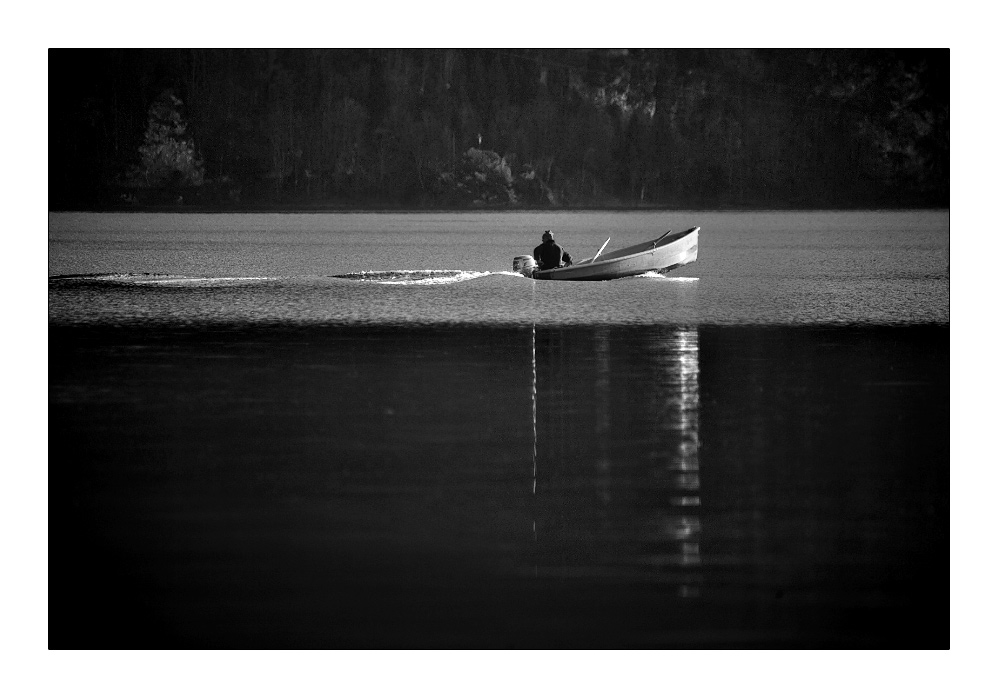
533,230 -> 573,271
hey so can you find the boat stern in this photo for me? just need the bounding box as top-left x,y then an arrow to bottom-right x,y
512,255 -> 537,277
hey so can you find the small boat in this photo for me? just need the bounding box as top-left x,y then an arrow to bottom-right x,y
513,227 -> 699,281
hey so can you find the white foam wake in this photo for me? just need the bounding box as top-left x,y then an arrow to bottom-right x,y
51,273 -> 276,286
633,272 -> 700,282
332,270 -> 496,285
131,276 -> 275,286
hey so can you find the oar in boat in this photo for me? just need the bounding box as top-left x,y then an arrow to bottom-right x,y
590,238 -> 611,263
651,229 -> 673,249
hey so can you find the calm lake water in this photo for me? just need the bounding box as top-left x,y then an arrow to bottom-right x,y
48,211 -> 949,648
49,210 -> 948,326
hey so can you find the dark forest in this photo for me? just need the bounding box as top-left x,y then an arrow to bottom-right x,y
49,48 -> 949,211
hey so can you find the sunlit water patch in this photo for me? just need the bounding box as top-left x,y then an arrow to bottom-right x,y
48,210 -> 949,325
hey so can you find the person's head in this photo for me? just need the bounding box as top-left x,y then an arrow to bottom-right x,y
542,230 -> 554,242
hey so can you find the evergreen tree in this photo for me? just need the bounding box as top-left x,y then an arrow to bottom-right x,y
128,90 -> 205,190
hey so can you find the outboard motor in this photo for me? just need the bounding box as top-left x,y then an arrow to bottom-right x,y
512,255 -> 537,278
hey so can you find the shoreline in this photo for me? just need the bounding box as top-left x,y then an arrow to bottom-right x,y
50,205 -> 952,215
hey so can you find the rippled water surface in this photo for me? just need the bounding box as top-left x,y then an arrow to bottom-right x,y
49,210 -> 948,325
48,211 -> 949,648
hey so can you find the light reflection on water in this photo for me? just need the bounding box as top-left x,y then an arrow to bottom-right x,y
661,329 -> 702,593
530,325 -> 703,596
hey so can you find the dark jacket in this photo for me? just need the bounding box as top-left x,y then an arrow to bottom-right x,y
533,240 -> 573,270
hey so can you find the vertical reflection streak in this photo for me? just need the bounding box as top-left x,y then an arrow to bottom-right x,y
532,323 -> 538,585
530,325 -> 701,589
530,279 -> 538,577
594,328 -> 612,511
677,329 -> 701,590
532,323 -> 537,498
652,327 -> 701,598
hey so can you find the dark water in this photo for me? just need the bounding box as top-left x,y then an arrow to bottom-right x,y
48,212 -> 949,648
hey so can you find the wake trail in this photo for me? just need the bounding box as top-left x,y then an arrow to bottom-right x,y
328,270 -> 521,285
49,273 -> 278,287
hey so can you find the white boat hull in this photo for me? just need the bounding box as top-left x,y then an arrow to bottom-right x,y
523,227 -> 699,281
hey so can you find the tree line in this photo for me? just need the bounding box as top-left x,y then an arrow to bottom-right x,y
49,48 -> 949,210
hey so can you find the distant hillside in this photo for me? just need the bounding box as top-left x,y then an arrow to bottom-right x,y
49,49 -> 949,211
